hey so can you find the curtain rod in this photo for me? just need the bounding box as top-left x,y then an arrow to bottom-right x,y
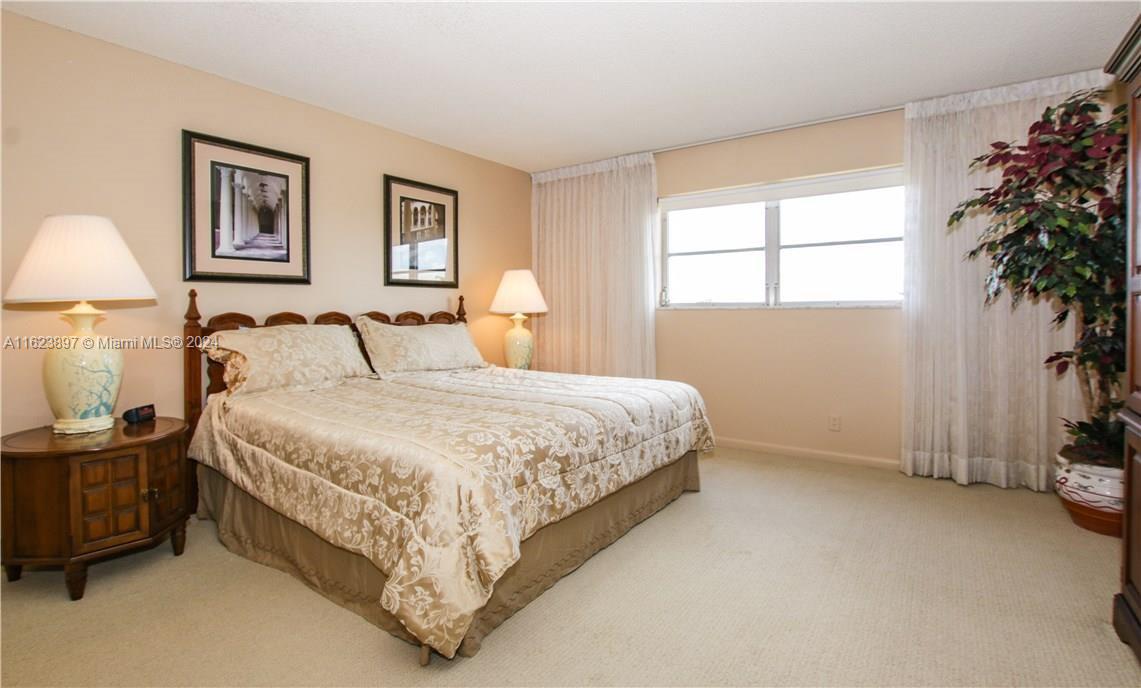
650,105 -> 903,155
652,67 -> 1106,154
531,105 -> 902,177
540,67 -> 1107,173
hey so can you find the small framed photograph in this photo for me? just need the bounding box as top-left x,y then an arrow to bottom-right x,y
384,175 -> 458,288
183,130 -> 310,283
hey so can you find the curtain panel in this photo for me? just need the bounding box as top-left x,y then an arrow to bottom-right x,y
531,153 -> 657,378
902,70 -> 1111,490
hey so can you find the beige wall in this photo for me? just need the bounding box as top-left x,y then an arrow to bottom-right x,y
1,13 -> 531,433
654,111 -> 905,466
0,12 -> 904,460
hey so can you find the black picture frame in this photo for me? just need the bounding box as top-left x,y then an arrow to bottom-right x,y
383,174 -> 459,288
182,130 -> 311,284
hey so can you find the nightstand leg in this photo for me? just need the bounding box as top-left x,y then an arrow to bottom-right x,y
4,564 -> 22,582
171,520 -> 187,556
64,562 -> 87,601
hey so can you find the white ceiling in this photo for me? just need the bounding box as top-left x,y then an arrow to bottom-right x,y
7,2 -> 1137,172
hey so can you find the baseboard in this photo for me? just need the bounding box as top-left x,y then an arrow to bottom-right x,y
714,436 -> 898,471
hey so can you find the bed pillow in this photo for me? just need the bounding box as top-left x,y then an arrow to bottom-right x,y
355,317 -> 486,375
206,324 -> 373,395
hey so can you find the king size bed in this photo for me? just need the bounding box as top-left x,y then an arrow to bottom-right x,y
182,291 -> 713,664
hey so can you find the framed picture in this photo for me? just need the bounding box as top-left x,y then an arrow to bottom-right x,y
383,175 -> 458,288
183,130 -> 310,283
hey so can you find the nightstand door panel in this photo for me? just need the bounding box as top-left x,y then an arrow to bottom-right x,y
69,451 -> 150,554
2,457 -> 71,560
147,438 -> 185,532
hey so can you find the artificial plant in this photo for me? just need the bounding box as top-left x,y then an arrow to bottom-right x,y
948,89 -> 1128,466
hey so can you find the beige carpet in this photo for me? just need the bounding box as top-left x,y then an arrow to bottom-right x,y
2,447 -> 1139,687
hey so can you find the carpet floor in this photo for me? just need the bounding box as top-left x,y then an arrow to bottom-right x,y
2,448 -> 1139,687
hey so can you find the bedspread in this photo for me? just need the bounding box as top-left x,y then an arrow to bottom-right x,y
189,366 -> 713,656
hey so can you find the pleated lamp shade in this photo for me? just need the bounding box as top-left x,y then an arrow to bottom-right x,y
4,215 -> 156,303
490,269 -> 548,314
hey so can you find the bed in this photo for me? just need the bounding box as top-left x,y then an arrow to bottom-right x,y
182,290 -> 713,664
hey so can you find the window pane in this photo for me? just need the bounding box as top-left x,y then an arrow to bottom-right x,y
667,202 -> 765,254
668,251 -> 765,304
780,241 -> 903,303
780,186 -> 903,246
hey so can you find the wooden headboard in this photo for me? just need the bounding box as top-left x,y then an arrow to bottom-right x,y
182,288 -> 467,436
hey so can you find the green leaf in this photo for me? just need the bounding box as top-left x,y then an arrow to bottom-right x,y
948,88 -> 1127,442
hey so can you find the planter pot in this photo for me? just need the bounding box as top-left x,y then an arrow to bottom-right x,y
1054,449 -> 1124,537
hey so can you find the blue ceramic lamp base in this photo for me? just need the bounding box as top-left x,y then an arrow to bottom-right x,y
43,301 -> 122,434
504,313 -> 534,370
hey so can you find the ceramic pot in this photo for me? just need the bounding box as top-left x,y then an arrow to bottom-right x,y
503,314 -> 534,370
42,302 -> 122,434
1054,449 -> 1124,537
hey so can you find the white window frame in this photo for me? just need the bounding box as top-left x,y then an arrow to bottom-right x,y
658,166 -> 904,309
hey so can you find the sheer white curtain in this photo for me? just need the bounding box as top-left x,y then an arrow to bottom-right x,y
531,153 -> 657,377
902,71 -> 1110,490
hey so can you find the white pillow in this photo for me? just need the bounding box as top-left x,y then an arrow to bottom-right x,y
355,318 -> 485,375
206,324 -> 372,395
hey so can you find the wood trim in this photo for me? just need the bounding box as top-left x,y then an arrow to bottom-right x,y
1113,16 -> 1141,662
1126,415 -> 1141,601
1114,593 -> 1141,660
1,460 -> 13,564
314,312 -> 353,326
183,289 -> 203,439
1127,73 -> 1141,415
1,418 -> 187,458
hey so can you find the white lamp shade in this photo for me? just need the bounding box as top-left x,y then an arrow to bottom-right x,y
490,269 -> 548,314
4,215 -> 156,303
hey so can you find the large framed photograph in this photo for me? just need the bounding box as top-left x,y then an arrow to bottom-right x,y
384,175 -> 458,288
183,130 -> 310,283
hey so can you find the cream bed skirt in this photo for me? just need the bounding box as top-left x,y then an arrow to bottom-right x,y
197,451 -> 700,658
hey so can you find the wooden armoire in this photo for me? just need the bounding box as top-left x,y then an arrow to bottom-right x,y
1108,15 -> 1141,662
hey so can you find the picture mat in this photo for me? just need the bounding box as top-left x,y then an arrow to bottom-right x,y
192,139 -> 306,278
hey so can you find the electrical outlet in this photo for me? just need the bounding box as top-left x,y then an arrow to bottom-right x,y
828,414 -> 842,432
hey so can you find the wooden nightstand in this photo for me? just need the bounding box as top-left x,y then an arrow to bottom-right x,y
1,417 -> 189,600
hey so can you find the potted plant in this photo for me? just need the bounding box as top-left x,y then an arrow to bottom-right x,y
949,89 -> 1128,536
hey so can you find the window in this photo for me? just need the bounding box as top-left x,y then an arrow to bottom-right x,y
660,168 -> 903,307
666,202 -> 766,304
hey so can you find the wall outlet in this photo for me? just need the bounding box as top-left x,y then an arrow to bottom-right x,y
828,414 -> 842,432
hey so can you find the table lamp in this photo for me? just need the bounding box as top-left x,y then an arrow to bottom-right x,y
4,215 -> 156,434
489,269 -> 548,369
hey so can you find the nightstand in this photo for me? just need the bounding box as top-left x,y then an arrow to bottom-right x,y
1,417 -> 189,600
